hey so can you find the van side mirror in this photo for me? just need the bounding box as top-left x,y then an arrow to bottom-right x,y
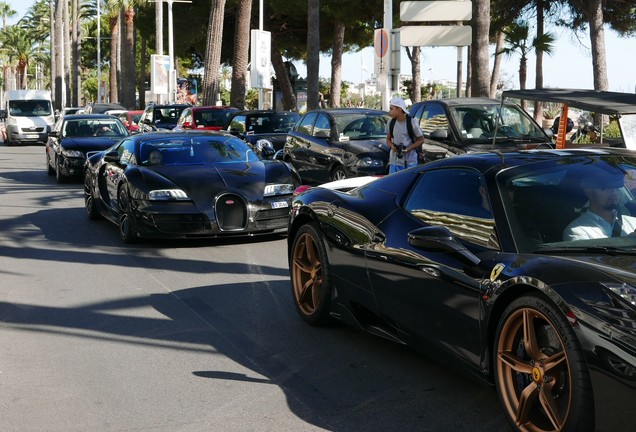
0,110 -> 6,120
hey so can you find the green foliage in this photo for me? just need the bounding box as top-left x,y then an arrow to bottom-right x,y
603,120 -> 622,138
245,88 -> 259,110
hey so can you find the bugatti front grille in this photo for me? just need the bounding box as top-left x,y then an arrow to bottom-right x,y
216,194 -> 248,231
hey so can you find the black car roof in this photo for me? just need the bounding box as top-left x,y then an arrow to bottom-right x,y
129,130 -> 234,142
423,148 -> 636,176
412,97 -> 507,108
62,114 -> 121,120
502,88 -> 636,115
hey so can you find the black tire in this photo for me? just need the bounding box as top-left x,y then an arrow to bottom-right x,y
55,156 -> 66,183
118,186 -> 138,243
494,294 -> 594,432
290,223 -> 333,326
84,171 -> 101,220
331,166 -> 347,182
46,152 -> 54,175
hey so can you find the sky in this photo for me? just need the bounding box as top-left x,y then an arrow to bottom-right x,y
8,0 -> 636,93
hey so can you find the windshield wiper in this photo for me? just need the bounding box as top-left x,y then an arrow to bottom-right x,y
535,245 -> 636,255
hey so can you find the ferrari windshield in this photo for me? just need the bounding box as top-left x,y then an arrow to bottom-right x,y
139,136 -> 258,166
500,155 -> 636,253
450,103 -> 547,144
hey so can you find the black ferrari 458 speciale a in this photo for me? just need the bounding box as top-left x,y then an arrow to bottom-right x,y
84,131 -> 301,242
288,148 -> 636,432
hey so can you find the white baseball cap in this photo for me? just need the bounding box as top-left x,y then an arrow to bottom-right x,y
389,97 -> 409,115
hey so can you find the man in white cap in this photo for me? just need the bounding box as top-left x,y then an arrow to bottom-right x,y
386,97 -> 424,173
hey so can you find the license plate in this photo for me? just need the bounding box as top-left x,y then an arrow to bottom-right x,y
25,134 -> 39,139
271,201 -> 288,209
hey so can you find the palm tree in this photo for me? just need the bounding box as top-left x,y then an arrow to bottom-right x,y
471,0 -> 491,97
0,25 -> 40,89
306,0 -> 320,110
0,1 -> 16,30
201,0 -> 226,105
230,0 -> 252,110
500,20 -> 555,109
118,0 -> 148,109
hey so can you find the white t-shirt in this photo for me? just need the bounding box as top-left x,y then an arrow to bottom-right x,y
386,117 -> 423,168
563,210 -> 636,241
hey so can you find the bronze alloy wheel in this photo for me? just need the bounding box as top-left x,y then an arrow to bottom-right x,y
290,223 -> 332,326
495,295 -> 593,432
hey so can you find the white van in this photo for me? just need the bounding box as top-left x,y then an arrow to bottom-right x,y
1,90 -> 55,145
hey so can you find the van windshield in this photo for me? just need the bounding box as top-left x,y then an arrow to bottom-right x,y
8,100 -> 52,117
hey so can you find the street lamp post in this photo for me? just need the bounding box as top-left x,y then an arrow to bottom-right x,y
97,0 -> 102,103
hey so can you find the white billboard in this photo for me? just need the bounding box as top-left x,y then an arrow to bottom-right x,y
250,30 -> 272,89
150,54 -> 170,95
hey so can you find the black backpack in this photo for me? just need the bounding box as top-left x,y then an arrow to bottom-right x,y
389,115 -> 416,144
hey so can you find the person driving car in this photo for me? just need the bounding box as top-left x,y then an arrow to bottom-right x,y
563,168 -> 636,240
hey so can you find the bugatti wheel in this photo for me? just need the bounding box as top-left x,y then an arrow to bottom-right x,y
290,223 -> 333,326
118,186 -> 138,243
494,295 -> 594,432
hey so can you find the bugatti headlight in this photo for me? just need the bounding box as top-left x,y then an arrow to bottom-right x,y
264,183 -> 294,197
357,156 -> 384,167
62,149 -> 84,158
148,189 -> 190,201
602,282 -> 636,306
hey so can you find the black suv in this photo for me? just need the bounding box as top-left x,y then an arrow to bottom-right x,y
409,98 -> 553,162
138,103 -> 189,132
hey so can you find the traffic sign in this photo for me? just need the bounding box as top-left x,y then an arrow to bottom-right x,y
400,1 -> 472,22
399,25 -> 471,47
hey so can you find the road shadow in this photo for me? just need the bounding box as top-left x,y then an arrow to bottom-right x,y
0,278 -> 508,431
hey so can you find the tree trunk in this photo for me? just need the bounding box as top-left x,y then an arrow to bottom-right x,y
470,0 -> 490,97
490,31 -> 504,98
50,0 -> 56,104
201,0 -> 226,105
64,0 -> 71,106
519,55 -> 527,110
587,0 -> 608,91
121,7 -> 136,109
54,0 -> 64,108
534,0 -> 544,122
271,39 -> 296,111
329,20 -> 345,108
72,0 -> 81,106
306,0 -> 320,111
155,0 -> 163,103
230,0 -> 252,110
109,14 -> 119,103
139,35 -> 147,109
406,46 -> 421,103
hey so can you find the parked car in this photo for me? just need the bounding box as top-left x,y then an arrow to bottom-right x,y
138,103 -> 189,132
283,108 -> 390,183
85,102 -> 127,114
288,148 -> 636,432
84,130 -> 301,242
58,106 -> 84,119
117,110 -> 144,133
408,97 -> 553,162
45,114 -> 129,182
174,106 -> 238,132
225,110 -> 300,158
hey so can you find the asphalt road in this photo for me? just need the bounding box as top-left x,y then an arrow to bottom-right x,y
0,143 -> 510,432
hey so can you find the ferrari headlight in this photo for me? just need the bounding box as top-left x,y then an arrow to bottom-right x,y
602,282 -> 636,306
62,149 -> 84,158
357,156 -> 383,167
264,183 -> 294,197
148,189 -> 190,201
